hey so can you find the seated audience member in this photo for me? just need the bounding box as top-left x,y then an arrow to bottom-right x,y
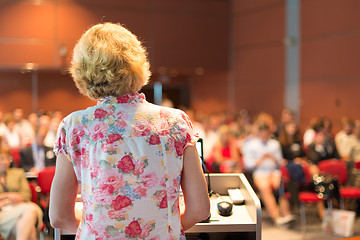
335,117 -> 354,160
307,126 -> 340,175
44,113 -> 62,148
210,125 -> 242,173
274,109 -> 295,138
303,117 -> 321,149
13,108 -> 34,147
253,112 -> 277,137
0,146 -> 43,240
20,126 -> 56,173
0,111 -> 7,138
347,120 -> 360,186
2,113 -> 21,150
278,120 -> 306,207
243,123 -> 294,227
27,112 -> 39,132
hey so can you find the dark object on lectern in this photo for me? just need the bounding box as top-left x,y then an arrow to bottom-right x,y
217,201 -> 233,216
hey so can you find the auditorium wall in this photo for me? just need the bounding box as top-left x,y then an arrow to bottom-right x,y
0,0 -> 230,116
1,0 -> 360,133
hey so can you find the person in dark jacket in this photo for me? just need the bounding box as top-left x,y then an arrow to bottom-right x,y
20,126 -> 56,173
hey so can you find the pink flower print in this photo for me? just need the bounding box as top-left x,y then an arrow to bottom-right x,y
125,220 -> 142,238
70,135 -> 81,146
159,195 -> 168,209
93,189 -> 113,205
80,148 -> 90,168
142,172 -> 158,188
108,209 -> 125,220
160,121 -> 170,135
117,95 -> 130,103
106,133 -> 122,144
116,120 -> 127,129
134,186 -> 147,197
90,122 -> 107,141
86,214 -> 94,222
185,132 -> 192,144
160,109 -> 171,119
181,112 -> 193,129
105,106 -> 115,116
72,127 -> 85,137
149,135 -> 161,145
117,155 -> 135,173
101,142 -> 117,153
98,170 -> 124,190
90,165 -> 101,179
167,186 -> 178,201
99,183 -> 115,195
133,122 -> 151,137
133,161 -> 144,176
174,140 -> 184,156
159,178 -> 166,188
111,195 -> 132,211
58,129 -> 66,149
94,108 -> 108,119
139,223 -> 151,239
173,178 -> 180,189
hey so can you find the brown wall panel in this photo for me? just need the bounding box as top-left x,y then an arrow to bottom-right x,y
0,2 -> 55,39
232,0 -> 285,119
0,42 -> 56,67
234,45 -> 284,81
300,0 -> 360,132
301,80 -> 360,133
302,0 -> 360,38
0,0 -> 231,116
233,4 -> 285,46
233,0 -> 284,13
191,70 -> 229,113
302,35 -> 360,80
0,71 -> 32,113
234,82 -> 284,119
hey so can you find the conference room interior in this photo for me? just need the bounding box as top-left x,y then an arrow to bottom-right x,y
1,0 -> 360,239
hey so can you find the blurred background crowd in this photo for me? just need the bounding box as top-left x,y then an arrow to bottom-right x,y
1,105 -> 360,228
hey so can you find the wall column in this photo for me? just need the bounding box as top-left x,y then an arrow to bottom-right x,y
285,0 -> 300,120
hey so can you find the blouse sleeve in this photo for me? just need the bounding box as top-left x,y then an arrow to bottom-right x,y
53,118 -> 69,158
178,110 -> 199,148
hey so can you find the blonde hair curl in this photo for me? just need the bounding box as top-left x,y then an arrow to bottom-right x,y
70,22 -> 151,100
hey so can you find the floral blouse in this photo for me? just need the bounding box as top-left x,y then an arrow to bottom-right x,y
54,93 -> 197,240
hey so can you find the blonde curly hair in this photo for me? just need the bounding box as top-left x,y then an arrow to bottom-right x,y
70,22 -> 151,100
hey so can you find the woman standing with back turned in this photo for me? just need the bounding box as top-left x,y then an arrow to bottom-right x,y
49,23 -> 210,240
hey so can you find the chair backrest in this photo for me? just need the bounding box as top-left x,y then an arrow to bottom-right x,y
318,159 -> 347,185
354,161 -> 360,170
10,148 -> 21,168
36,166 -> 56,195
301,161 -> 312,186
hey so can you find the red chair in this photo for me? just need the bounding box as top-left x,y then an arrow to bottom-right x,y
10,148 -> 21,168
318,159 -> 360,209
297,162 -> 325,237
28,181 -> 39,204
36,166 -> 56,233
37,166 -> 56,195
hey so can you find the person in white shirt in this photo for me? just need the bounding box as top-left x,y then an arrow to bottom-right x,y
243,123 -> 294,227
335,117 -> 354,160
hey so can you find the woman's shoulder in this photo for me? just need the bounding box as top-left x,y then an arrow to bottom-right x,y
60,107 -> 95,126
